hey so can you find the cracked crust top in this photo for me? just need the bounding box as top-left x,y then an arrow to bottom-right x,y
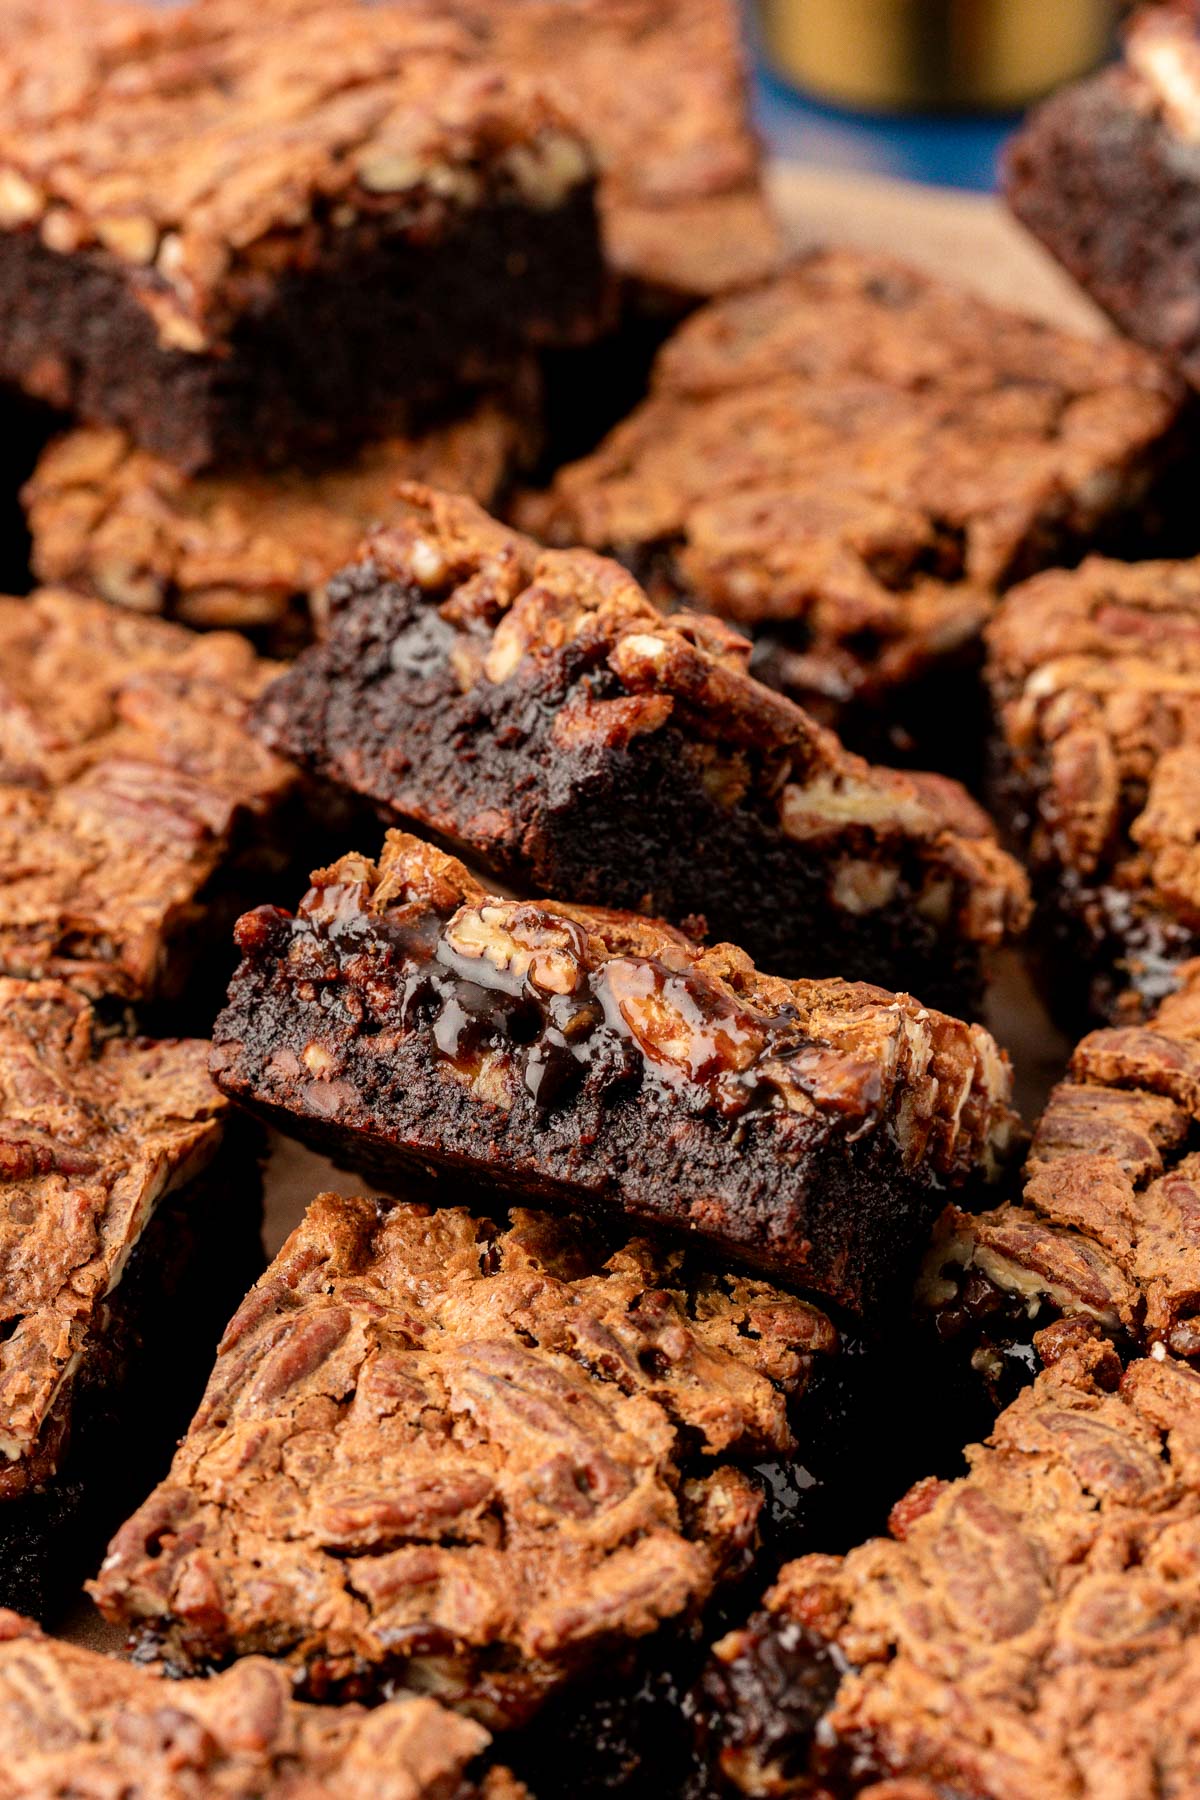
215,828 -> 1020,1188
702,1329 -> 1200,1799
0,588 -> 297,1002
0,1610 -> 523,1799
0,979 -> 226,1498
23,404 -> 539,639
257,484 -> 1030,955
521,250 -> 1181,706
923,960 -> 1200,1374
0,0 -> 595,353
92,1191 -> 836,1726
987,555 -> 1200,960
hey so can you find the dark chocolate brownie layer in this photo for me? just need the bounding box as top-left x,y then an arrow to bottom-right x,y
0,1611 -> 524,1798
518,249 -> 1183,754
0,978 -> 262,1619
694,1327 -> 1200,1799
254,487 -> 1030,1016
0,588 -> 300,1010
210,831 -> 1019,1310
1006,5 -> 1200,392
986,554 -> 1200,1027
93,1190 -> 838,1723
921,963 -> 1200,1408
0,2 -> 604,470
23,399 -> 539,649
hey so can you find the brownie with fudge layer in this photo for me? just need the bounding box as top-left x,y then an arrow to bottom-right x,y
0,978 -> 262,1621
693,1327 -> 1200,1799
0,0 -> 604,472
23,398 -> 539,650
92,1189 -> 839,1723
519,249 -> 1184,759
210,831 -> 1019,1311
253,486 -> 1030,1016
1006,3 -> 1200,393
921,962 -> 1200,1410
0,1611 -> 523,1799
986,554 -> 1200,1026
0,588 -> 300,1011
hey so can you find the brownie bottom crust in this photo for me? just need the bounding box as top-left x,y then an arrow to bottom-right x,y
0,192 -> 603,473
1,1131 -> 264,1621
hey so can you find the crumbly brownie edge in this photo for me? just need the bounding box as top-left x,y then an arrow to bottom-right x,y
210,835 -> 1017,1311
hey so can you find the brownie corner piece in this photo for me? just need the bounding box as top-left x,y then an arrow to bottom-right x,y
0,975 -> 262,1621
985,552 -> 1200,1027
0,1610 -> 521,1798
0,2 -> 606,469
693,1327 -> 1200,1795
211,828 -> 1020,1312
1005,5 -> 1200,389
0,586 -> 300,1010
253,482 -> 1029,1016
91,1188 -> 839,1723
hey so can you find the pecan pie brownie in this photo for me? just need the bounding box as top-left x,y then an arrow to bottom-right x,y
0,0 -> 604,470
253,486 -> 1029,1015
0,589 -> 299,1011
23,399 -> 539,650
1007,3 -> 1200,392
0,1612 -> 523,1798
210,832 -> 1019,1311
694,1327 -> 1200,1798
92,1191 -> 838,1722
0,979 -> 261,1620
986,554 -> 1200,1025
411,0 -> 778,307
921,962 -> 1200,1406
519,250 -> 1183,757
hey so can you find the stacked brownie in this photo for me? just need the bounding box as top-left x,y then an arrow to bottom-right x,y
519,248 -> 1185,761
251,485 -> 1030,1015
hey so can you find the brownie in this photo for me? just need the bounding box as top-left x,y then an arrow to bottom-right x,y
518,250 -> 1184,759
0,978 -> 263,1620
252,486 -> 1030,1015
0,0 -> 605,472
986,554 -> 1200,1026
23,399 -> 539,650
92,1188 -> 841,1722
210,830 -> 1019,1310
0,1611 -> 523,1798
0,587 -> 300,1011
693,1327 -> 1200,1798
921,962 -> 1200,1411
415,0 -> 778,308
1006,4 -> 1200,393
